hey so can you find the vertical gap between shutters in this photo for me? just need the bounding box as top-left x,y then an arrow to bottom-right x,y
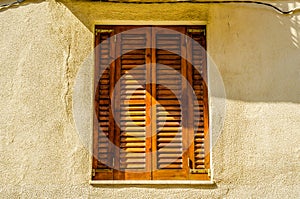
150,27 -> 157,179
113,29 -> 121,179
180,29 -> 189,178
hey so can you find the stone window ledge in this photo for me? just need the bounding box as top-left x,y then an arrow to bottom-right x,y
90,180 -> 215,185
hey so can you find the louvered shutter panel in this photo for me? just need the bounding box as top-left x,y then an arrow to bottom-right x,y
152,27 -> 189,180
187,27 -> 210,180
113,28 -> 152,180
93,28 -> 115,180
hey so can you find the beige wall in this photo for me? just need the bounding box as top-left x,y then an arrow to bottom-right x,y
0,0 -> 299,198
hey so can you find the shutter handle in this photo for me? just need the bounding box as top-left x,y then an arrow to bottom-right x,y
188,157 -> 193,169
146,53 -> 151,57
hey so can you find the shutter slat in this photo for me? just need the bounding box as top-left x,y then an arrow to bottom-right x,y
121,116 -> 146,121
122,49 -> 145,55
120,132 -> 147,137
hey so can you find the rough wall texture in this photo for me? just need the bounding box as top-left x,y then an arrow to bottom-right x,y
0,0 -> 299,198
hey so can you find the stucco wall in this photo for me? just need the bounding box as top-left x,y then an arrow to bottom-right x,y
0,0 -> 299,198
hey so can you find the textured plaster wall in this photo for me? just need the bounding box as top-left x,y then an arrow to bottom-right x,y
0,0 -> 299,198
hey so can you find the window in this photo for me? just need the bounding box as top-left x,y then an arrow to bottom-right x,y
93,25 -> 210,181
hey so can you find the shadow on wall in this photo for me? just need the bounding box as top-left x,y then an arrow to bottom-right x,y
0,0 -> 43,12
55,0 -> 209,31
58,0 -> 300,104
5,0 -> 300,104
276,2 -> 300,48
273,2 -> 300,104
216,1 -> 300,104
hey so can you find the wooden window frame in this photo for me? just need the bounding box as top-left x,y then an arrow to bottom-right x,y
92,25 -> 212,183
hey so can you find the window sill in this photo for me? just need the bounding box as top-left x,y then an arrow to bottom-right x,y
89,180 -> 215,185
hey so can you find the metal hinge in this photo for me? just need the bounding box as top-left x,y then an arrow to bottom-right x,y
190,168 -> 210,174
92,157 -> 115,177
188,158 -> 211,176
187,29 -> 206,36
92,168 -> 113,176
95,29 -> 114,36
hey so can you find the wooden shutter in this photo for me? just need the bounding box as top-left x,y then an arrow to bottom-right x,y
187,27 -> 210,180
93,27 -> 115,180
151,27 -> 189,180
113,27 -> 152,180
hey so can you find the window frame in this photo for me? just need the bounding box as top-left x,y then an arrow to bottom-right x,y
91,23 -> 213,184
